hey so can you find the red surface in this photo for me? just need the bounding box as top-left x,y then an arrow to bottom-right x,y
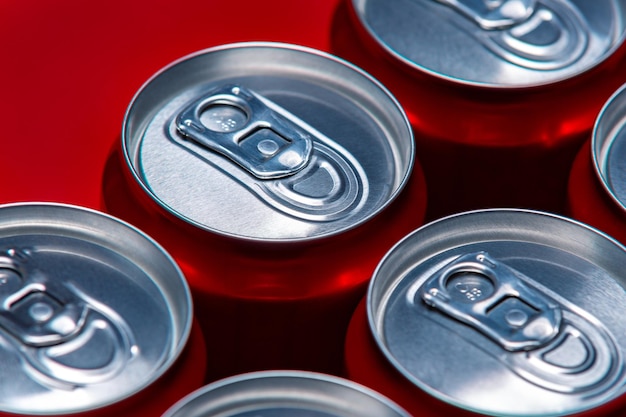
0,0 -> 419,387
4,1 -> 625,415
0,0 -> 341,208
567,139 -> 626,245
102,138 -> 427,382
50,0 -> 430,385
0,0 -> 344,413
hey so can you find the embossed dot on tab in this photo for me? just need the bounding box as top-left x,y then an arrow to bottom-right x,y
505,309 -> 528,327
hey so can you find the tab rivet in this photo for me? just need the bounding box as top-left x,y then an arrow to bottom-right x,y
500,0 -> 531,20
29,302 -> 54,323
505,308 -> 528,327
257,139 -> 280,156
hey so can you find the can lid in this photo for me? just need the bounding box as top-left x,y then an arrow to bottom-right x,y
162,370 -> 411,417
123,42 -> 414,242
0,203 -> 192,415
368,209 -> 626,416
593,82 -> 626,214
352,0 -> 626,87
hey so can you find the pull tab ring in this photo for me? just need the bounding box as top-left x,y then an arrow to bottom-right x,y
434,0 -> 589,70
0,252 -> 137,389
419,251 -> 623,394
176,84 -> 313,179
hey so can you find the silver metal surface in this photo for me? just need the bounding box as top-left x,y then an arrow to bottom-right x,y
421,251 -> 562,352
176,84 -> 313,180
162,370 -> 411,417
0,203 -> 192,415
593,82 -> 626,215
352,0 -> 626,87
435,0 -> 536,30
123,42 -> 414,241
368,209 -> 626,416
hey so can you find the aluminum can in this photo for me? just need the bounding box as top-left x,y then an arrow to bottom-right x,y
101,42 -> 426,381
567,83 -> 626,245
344,209 -> 626,416
331,0 -> 626,220
162,370 -> 411,417
0,203 -> 206,416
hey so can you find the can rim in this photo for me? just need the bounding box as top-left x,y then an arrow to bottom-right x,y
0,201 -> 193,415
366,208 -> 626,416
592,81 -> 626,215
121,41 -> 415,243
350,0 -> 626,89
162,370 -> 411,417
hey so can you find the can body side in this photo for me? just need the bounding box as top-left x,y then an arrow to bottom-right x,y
331,0 -> 626,220
102,140 -> 427,381
567,139 -> 626,245
344,298 -> 476,417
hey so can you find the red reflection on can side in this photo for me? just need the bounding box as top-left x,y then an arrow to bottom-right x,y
567,139 -> 626,245
101,140 -> 427,382
329,0 -> 626,221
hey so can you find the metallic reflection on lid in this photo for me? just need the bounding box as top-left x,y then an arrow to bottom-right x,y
592,82 -> 626,214
125,43 -> 414,241
352,0 -> 626,86
0,203 -> 191,415
419,251 -> 621,395
162,371 -> 411,417
171,84 -> 368,222
368,210 -> 626,416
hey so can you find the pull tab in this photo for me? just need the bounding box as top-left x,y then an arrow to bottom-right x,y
170,84 -> 368,222
435,0 -> 588,70
435,0 -> 536,30
420,251 -> 622,394
0,255 -> 86,347
176,84 -> 313,179
421,252 -> 561,351
0,251 -> 136,389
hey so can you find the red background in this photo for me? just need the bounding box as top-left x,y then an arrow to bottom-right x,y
0,0 -> 340,208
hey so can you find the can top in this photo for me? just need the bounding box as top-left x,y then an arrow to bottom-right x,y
593,82 -> 626,214
368,209 -> 626,416
123,42 -> 414,242
162,370 -> 411,417
352,0 -> 626,87
0,203 -> 192,415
